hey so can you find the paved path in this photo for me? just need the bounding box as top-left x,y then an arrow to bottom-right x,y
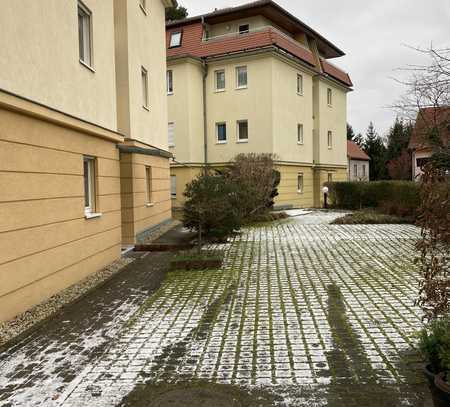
0,214 -> 431,406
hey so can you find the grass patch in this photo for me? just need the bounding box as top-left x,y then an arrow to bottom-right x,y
170,250 -> 224,271
332,210 -> 414,225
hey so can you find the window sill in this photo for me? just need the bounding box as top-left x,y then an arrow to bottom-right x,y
167,92 -> 174,96
143,105 -> 150,111
236,86 -> 248,90
85,212 -> 102,220
297,190 -> 303,194
297,142 -> 304,145
328,147 -> 333,150
327,104 -> 333,108
169,144 -> 175,148
215,89 -> 226,93
171,196 -> 177,200
237,139 -> 248,143
297,92 -> 304,96
145,202 -> 155,208
216,141 -> 227,144
79,60 -> 95,73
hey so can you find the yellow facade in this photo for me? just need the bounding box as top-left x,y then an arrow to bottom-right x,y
0,0 -> 173,322
168,51 -> 350,209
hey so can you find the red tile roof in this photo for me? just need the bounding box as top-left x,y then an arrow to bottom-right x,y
347,140 -> 370,161
321,59 -> 353,87
409,107 -> 450,151
167,24 -> 352,87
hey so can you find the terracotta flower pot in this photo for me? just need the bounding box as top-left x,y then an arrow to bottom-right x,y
432,373 -> 450,407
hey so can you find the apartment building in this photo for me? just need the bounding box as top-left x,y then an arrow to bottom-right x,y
166,0 -> 353,209
0,0 -> 172,322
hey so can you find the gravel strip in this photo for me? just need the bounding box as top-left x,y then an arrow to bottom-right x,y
0,257 -> 135,348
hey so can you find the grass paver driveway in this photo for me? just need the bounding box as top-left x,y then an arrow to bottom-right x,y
0,212 -> 432,406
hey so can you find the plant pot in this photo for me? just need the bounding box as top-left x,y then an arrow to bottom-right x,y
433,373 -> 450,407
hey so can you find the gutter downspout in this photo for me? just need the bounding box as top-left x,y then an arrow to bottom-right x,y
201,16 -> 209,172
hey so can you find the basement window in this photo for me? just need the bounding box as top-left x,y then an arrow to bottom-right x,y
84,156 -> 101,218
145,166 -> 152,204
171,175 -> 177,198
297,173 -> 304,193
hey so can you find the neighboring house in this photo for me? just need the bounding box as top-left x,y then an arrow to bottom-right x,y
347,141 -> 370,181
0,0 -> 173,322
166,0 -> 353,209
409,106 -> 450,180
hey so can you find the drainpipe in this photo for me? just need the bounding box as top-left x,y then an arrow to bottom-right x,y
201,16 -> 209,172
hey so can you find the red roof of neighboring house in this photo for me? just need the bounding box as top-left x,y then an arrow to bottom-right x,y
409,107 -> 450,151
166,24 -> 352,87
347,140 -> 370,161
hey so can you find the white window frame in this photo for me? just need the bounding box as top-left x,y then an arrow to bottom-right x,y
142,67 -> 149,109
297,124 -> 304,145
167,70 -> 174,95
297,74 -> 303,95
83,156 -> 100,218
216,122 -> 227,144
239,23 -> 250,34
297,173 -> 304,194
78,1 -> 93,69
237,120 -> 249,143
170,175 -> 177,199
236,66 -> 248,89
168,122 -> 175,147
327,88 -> 333,106
354,164 -> 358,178
145,166 -> 153,205
169,31 -> 182,48
327,131 -> 333,149
215,69 -> 226,92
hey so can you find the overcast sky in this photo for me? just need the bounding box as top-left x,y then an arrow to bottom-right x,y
179,0 -> 450,137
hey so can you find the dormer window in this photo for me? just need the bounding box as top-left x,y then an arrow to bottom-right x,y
169,31 -> 182,48
239,24 -> 250,34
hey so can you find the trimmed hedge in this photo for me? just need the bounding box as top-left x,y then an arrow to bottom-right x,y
326,181 -> 420,217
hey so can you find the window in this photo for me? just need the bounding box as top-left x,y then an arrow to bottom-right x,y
78,2 -> 92,67
354,164 -> 358,177
83,156 -> 96,215
145,166 -> 152,204
327,131 -> 333,149
169,31 -> 182,48
327,88 -> 333,106
239,24 -> 250,34
297,74 -> 303,95
142,67 -> 149,109
170,175 -> 177,198
297,124 -> 304,144
167,70 -> 173,94
216,123 -> 227,143
215,70 -> 226,91
363,165 -> 366,177
236,66 -> 248,89
297,173 -> 304,193
237,120 -> 248,142
328,173 -> 333,183
168,122 -> 175,147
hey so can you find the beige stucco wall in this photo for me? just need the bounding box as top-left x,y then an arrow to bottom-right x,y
170,166 -> 203,208
313,78 -> 348,167
0,0 -> 117,130
167,59 -> 205,164
114,0 -> 169,150
120,152 -> 171,245
314,167 -> 348,207
206,55 -> 274,163
0,100 -> 122,322
271,57 -> 314,164
275,165 -> 314,208
348,159 -> 370,181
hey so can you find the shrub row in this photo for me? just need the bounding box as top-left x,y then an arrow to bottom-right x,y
326,181 -> 420,217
